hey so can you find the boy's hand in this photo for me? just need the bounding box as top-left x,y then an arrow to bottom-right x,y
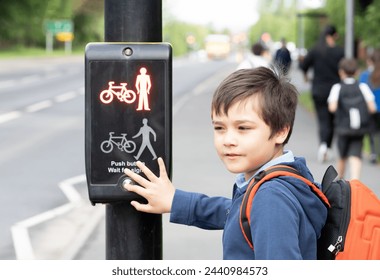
123,157 -> 174,214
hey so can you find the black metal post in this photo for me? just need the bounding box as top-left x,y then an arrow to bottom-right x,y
105,0 -> 162,42
104,0 -> 163,260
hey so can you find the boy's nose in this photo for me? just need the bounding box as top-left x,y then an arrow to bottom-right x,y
223,132 -> 237,146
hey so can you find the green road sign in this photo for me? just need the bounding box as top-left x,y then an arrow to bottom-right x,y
45,20 -> 73,34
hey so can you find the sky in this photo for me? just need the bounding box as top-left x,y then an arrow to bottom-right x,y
164,0 -> 326,32
164,0 -> 260,32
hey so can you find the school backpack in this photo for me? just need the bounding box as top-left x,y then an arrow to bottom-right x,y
240,164 -> 380,259
335,82 -> 371,136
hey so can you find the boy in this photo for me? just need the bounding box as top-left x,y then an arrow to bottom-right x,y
236,42 -> 269,70
328,58 -> 376,180
124,67 -> 328,260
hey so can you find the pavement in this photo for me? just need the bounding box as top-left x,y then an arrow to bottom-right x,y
21,62 -> 380,260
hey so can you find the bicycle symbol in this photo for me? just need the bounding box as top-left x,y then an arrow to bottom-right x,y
99,81 -> 137,104
100,132 -> 136,154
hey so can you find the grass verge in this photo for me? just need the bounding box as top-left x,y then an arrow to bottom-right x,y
0,46 -> 84,59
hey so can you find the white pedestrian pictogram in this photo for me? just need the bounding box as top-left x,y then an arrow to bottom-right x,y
133,118 -> 157,160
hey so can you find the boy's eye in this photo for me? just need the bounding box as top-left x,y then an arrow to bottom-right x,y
213,126 -> 224,131
238,126 -> 250,130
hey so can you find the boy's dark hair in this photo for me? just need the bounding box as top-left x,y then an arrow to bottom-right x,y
324,25 -> 337,37
251,43 -> 264,56
339,58 -> 358,77
211,67 -> 298,144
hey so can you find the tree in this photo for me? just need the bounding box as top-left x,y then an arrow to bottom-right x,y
0,0 -> 104,49
357,0 -> 380,48
163,20 -> 210,57
299,0 -> 380,52
248,0 -> 297,47
0,0 -> 75,48
72,0 -> 104,47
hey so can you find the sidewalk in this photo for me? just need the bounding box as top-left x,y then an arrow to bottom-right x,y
28,63 -> 380,260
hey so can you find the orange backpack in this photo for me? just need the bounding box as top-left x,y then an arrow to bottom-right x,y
240,165 -> 380,259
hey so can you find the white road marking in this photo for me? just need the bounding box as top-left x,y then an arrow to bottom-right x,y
0,79 -> 16,89
20,74 -> 40,83
11,174 -> 87,260
0,87 -> 83,125
173,69 -> 230,114
0,70 -> 69,91
173,94 -> 190,116
59,174 -> 86,203
25,100 -> 53,113
0,111 -> 22,124
44,72 -> 61,80
54,91 -> 77,103
11,203 -> 75,260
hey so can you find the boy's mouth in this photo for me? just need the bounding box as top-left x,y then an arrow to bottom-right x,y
225,153 -> 241,159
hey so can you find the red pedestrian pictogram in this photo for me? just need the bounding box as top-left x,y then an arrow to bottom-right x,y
135,67 -> 152,111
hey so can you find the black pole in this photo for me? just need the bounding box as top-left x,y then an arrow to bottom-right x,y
104,0 -> 162,42
104,0 -> 163,260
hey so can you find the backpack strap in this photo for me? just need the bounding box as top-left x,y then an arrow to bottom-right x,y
239,165 -> 330,250
321,165 -> 338,193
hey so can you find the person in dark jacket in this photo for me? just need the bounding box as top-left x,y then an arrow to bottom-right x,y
300,25 -> 345,163
274,38 -> 292,74
123,67 -> 328,260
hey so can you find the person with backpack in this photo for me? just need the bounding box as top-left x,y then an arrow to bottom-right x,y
299,25 -> 345,163
123,67 -> 328,259
328,58 -> 377,180
274,38 -> 292,75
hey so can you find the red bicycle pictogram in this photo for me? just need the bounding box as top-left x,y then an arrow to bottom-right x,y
99,81 -> 137,104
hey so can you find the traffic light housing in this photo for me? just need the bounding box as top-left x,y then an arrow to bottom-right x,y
85,43 -> 172,204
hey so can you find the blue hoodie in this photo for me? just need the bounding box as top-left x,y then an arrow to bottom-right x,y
170,156 -> 328,260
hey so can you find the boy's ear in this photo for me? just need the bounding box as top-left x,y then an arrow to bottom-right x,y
275,126 -> 291,144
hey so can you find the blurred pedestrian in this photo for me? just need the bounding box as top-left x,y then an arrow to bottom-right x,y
359,49 -> 380,164
299,25 -> 345,163
274,38 -> 292,75
327,58 -> 376,180
236,42 -> 270,70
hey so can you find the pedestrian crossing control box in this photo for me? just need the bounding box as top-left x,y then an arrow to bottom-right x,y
85,43 -> 172,204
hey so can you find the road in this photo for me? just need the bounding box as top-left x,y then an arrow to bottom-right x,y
0,54 -> 238,259
0,56 -> 86,259
1,54 -> 379,260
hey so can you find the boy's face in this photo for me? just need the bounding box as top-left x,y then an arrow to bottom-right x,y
212,97 -> 288,181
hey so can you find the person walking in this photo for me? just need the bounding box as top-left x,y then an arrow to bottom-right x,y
328,58 -> 376,179
274,38 -> 292,75
236,42 -> 270,70
299,25 -> 345,163
359,49 -> 380,164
